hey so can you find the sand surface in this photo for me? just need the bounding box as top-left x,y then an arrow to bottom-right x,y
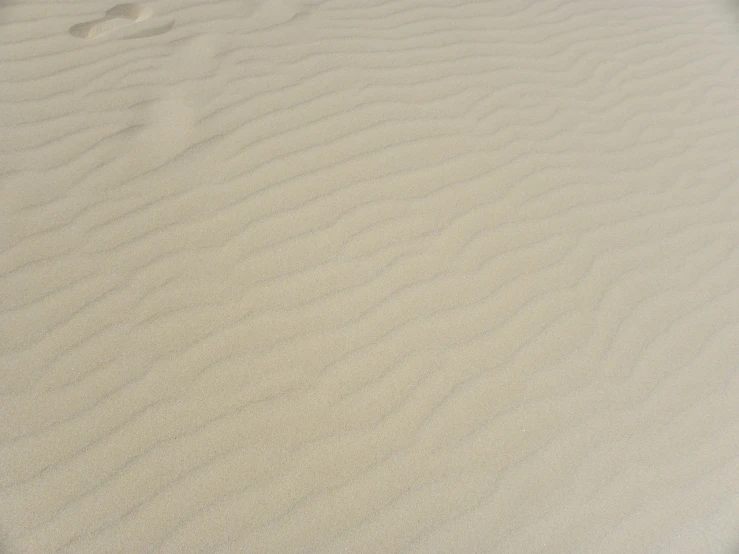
2,0 -> 739,552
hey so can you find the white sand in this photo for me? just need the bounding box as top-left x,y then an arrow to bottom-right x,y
2,0 -> 739,552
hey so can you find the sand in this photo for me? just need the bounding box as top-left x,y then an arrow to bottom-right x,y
1,0 -> 739,552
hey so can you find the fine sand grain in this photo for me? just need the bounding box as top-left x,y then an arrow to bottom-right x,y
2,0 -> 739,552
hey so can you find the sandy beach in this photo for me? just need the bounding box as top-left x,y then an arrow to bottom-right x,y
1,0 -> 739,552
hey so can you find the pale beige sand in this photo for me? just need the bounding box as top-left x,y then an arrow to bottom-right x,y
2,0 -> 739,552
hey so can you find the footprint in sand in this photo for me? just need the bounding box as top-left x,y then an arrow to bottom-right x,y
69,3 -> 173,40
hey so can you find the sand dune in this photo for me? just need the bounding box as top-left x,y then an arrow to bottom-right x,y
2,0 -> 739,552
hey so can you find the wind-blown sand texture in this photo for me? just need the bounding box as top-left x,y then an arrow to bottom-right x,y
2,0 -> 739,552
